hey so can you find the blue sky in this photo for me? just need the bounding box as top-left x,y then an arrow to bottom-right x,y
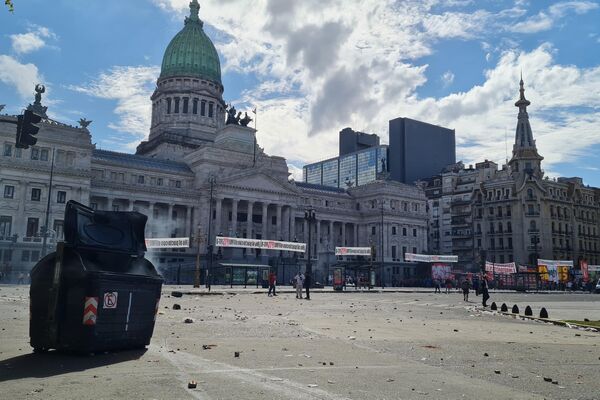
1,0 -> 599,185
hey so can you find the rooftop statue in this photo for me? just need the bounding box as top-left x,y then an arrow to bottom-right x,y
78,118 -> 92,129
239,112 -> 253,127
27,84 -> 48,118
225,104 -> 239,125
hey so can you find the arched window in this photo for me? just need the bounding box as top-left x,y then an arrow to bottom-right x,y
166,98 -> 172,114
527,188 -> 533,198
182,97 -> 189,114
201,100 -> 206,116
208,102 -> 214,118
193,98 -> 198,114
174,97 -> 180,113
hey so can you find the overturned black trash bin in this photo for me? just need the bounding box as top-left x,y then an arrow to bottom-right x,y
30,201 -> 163,354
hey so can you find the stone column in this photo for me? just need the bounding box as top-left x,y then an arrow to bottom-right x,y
214,198 -> 223,236
341,222 -> 346,246
290,208 -> 296,241
316,219 -> 321,253
355,223 -> 360,247
182,206 -> 188,237
261,203 -> 268,240
329,220 -> 334,249
246,201 -> 254,239
231,199 -> 238,236
276,204 -> 282,240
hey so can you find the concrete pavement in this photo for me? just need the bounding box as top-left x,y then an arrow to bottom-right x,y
1,284 -> 599,399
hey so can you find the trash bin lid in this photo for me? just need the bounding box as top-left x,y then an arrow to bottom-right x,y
64,200 -> 148,255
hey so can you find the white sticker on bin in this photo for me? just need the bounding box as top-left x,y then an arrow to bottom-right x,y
103,292 -> 118,309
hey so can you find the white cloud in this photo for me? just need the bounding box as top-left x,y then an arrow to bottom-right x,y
10,25 -> 56,54
511,1 -> 598,33
69,66 -> 160,149
98,0 -> 599,180
0,55 -> 43,99
441,71 -> 455,87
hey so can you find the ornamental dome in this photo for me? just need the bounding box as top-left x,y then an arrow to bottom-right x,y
160,0 -> 222,85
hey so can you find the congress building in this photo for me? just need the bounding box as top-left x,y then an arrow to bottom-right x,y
0,0 -> 428,286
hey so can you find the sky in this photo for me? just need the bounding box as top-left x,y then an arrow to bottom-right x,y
1,0 -> 600,186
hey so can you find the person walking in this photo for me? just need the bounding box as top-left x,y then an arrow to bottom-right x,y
481,275 -> 490,307
445,278 -> 452,294
294,272 -> 304,299
461,279 -> 471,302
433,278 -> 441,293
267,271 -> 277,297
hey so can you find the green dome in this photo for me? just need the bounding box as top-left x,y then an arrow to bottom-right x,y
160,1 -> 222,84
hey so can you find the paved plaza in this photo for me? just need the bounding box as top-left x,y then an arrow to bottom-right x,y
1,285 -> 599,399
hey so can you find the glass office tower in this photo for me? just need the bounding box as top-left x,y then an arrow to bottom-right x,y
302,145 -> 388,188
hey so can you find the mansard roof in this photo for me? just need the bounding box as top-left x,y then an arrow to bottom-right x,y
92,149 -> 193,174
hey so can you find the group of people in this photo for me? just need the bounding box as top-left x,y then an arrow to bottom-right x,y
267,271 -> 311,300
434,274 -> 491,307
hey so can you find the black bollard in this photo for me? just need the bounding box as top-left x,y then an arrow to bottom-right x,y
512,304 -> 519,314
501,303 -> 508,312
540,307 -> 549,319
490,302 -> 497,310
525,306 -> 532,316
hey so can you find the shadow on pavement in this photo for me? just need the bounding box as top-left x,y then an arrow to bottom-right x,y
0,348 -> 147,382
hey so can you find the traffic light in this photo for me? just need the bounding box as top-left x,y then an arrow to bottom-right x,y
16,109 -> 42,149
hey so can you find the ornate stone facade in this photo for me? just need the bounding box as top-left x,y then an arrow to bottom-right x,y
423,79 -> 600,269
0,1 -> 428,284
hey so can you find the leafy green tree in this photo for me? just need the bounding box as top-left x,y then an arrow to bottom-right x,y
5,0 -> 14,12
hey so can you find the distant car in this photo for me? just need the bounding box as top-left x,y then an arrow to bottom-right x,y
595,279 -> 600,294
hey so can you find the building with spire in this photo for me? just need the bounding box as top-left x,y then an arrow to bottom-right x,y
0,0 -> 428,285
423,78 -> 600,270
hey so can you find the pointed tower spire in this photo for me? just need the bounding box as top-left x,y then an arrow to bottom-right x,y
508,74 -> 543,177
185,0 -> 203,26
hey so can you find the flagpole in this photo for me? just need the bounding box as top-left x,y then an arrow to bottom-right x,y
252,107 -> 257,166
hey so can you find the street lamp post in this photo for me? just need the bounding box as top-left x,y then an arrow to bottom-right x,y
304,209 -> 316,300
206,176 -> 216,291
380,199 -> 384,288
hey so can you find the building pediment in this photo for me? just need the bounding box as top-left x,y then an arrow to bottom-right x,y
218,171 -> 300,196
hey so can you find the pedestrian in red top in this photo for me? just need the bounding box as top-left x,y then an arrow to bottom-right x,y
268,271 -> 277,297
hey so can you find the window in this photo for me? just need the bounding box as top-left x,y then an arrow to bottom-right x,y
174,97 -> 180,113
201,100 -> 206,116
31,251 -> 39,262
56,191 -> 66,203
26,217 -> 39,237
371,226 -> 376,235
402,227 -> 407,236
31,188 -> 41,201
271,216 -> 277,225
175,180 -> 181,188
40,149 -> 49,161
53,219 -> 64,240
477,239 -> 481,247
192,98 -> 198,114
166,98 -> 172,114
412,247 -> 417,254
208,102 -> 214,117
3,143 -> 12,156
3,185 -> 14,199
413,228 -> 417,237
31,147 -> 39,160
138,175 -> 145,184
183,97 -> 189,114
112,205 -> 119,211
392,246 -> 397,259
90,202 -> 98,210
15,148 -> 21,158
0,216 -> 12,236
392,226 -> 397,235
21,250 -> 30,262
